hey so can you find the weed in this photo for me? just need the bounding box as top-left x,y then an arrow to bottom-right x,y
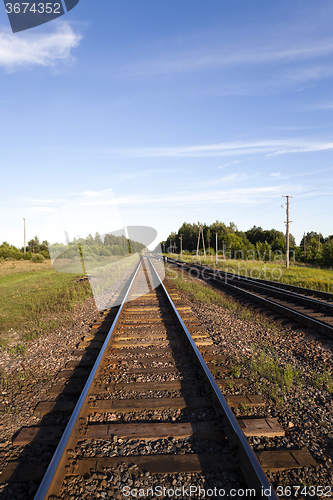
284,364 -> 294,390
312,368 -> 333,393
232,365 -> 241,378
7,343 -> 27,357
249,351 -> 298,396
239,403 -> 250,412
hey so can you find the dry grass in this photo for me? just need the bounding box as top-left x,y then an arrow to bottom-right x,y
0,260 -> 92,349
0,259 -> 52,277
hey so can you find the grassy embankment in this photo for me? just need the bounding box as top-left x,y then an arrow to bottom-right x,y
165,253 -> 333,292
0,260 -> 92,353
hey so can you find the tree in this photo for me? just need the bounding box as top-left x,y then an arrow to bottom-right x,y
321,238 -> 333,267
27,236 -> 41,254
299,232 -> 323,263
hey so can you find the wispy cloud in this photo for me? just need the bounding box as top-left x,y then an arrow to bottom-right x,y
0,22 -> 83,71
112,15 -> 333,80
282,64 -> 333,85
22,184 -> 293,215
218,160 -> 242,169
113,185 -> 288,207
98,139 -> 333,159
117,40 -> 333,79
270,166 -> 333,180
301,101 -> 333,110
21,197 -> 69,205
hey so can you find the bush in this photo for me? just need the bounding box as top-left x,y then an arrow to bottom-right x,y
31,253 -> 45,263
41,250 -> 50,259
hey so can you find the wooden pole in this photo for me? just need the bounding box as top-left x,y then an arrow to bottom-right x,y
23,218 -> 26,254
216,233 -> 218,264
283,195 -> 292,269
202,227 -> 206,259
196,227 -> 200,257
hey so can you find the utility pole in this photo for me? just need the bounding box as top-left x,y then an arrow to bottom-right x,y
23,218 -> 26,254
163,242 -> 165,254
318,234 -> 321,251
216,233 -> 218,264
180,234 -> 183,258
282,195 -> 292,269
196,228 -> 200,257
222,239 -> 225,259
202,227 -> 206,259
303,232 -> 306,259
196,225 -> 206,259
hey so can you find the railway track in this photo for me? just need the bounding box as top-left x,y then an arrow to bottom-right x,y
0,256 -> 320,499
166,257 -> 333,339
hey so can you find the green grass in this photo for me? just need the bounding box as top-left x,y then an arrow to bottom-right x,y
312,367 -> 333,394
166,253 -> 333,292
0,260 -> 92,348
251,352 -> 296,392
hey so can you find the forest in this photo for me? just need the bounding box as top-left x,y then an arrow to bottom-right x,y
162,222 -> 333,267
0,232 -> 146,264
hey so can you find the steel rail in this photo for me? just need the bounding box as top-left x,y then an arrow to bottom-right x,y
167,257 -> 333,302
166,257 -> 333,337
34,257 -> 143,500
148,256 -> 278,500
241,276 -> 333,302
190,265 -> 333,313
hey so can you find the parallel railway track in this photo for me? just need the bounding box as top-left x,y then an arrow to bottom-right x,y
166,257 -> 333,339
0,256 -> 321,499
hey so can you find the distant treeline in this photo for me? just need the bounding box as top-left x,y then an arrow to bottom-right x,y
162,221 -> 333,267
0,232 -> 147,264
50,232 -> 146,261
0,236 -> 49,262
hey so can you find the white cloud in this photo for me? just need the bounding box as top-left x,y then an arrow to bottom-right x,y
0,22 -> 83,70
21,197 -> 68,205
113,185 -> 287,207
113,18 -> 333,80
98,139 -> 333,159
270,172 -> 282,178
125,41 -> 333,78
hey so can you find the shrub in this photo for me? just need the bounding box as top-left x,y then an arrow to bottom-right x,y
31,253 -> 45,263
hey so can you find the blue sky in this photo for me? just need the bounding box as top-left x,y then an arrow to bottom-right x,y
1,0 -> 333,249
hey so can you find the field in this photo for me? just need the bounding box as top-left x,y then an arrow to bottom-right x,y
0,260 -> 92,350
165,253 -> 333,292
